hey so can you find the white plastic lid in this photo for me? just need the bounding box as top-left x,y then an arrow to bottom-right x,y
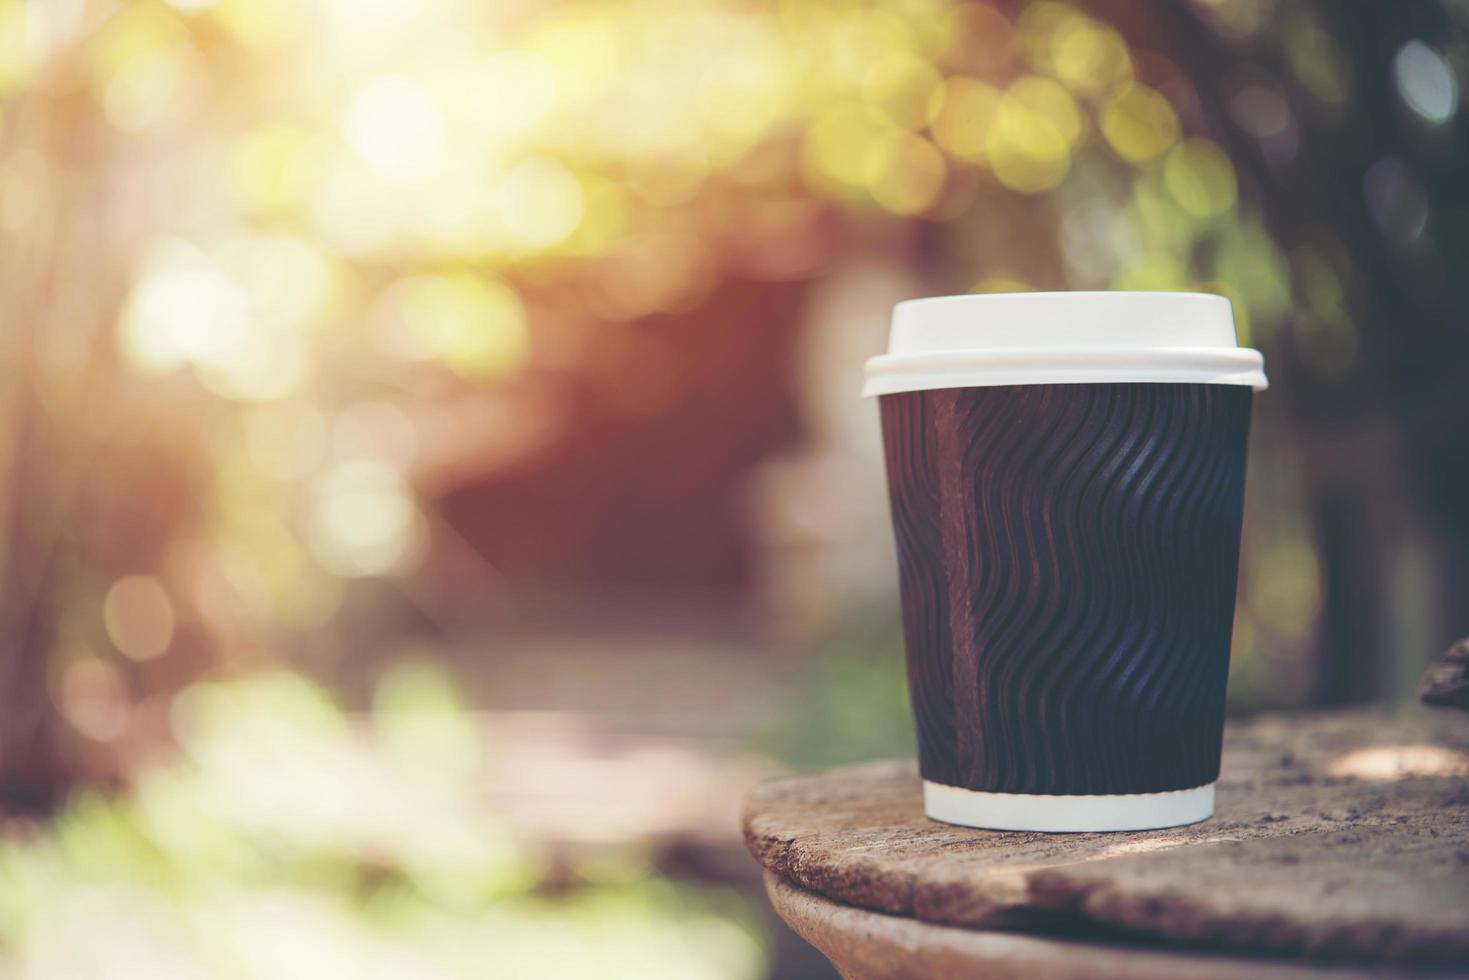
862,292 -> 1268,397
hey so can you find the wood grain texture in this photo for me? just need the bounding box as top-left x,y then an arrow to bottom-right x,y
879,383 -> 1252,794
762,873 -> 1457,980
743,708 -> 1469,964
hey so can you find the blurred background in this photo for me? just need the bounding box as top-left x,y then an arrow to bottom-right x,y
1,0 -> 1467,975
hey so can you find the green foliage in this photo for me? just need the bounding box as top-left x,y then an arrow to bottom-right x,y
759,614 -> 917,771
0,668 -> 768,980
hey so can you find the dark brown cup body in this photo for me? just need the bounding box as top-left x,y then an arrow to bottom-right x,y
879,382 -> 1252,795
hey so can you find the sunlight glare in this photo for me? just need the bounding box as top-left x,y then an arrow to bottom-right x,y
393,274 -> 529,378
120,239 -> 254,373
469,50 -> 557,136
307,460 -> 422,578
493,158 -> 584,250
1326,745 -> 1469,781
343,75 -> 447,183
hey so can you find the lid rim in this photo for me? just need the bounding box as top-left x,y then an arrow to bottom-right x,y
867,345 -> 1263,363
862,347 -> 1268,396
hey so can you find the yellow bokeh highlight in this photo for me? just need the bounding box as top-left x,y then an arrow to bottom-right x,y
863,51 -> 942,130
1006,75 -> 1082,146
985,77 -> 1078,194
120,238 -> 308,401
307,165 -> 402,258
1051,20 -> 1132,98
494,158 -> 585,252
525,10 -> 623,102
1100,83 -> 1180,163
803,104 -> 890,191
220,231 -> 339,331
930,77 -> 1001,161
89,4 -> 203,132
1163,138 -> 1237,218
864,132 -> 947,215
211,0 -> 295,50
228,126 -> 328,218
90,4 -> 183,79
0,0 -> 32,94
698,41 -> 789,162
1014,1 -> 1084,74
101,40 -> 203,132
394,274 -> 529,379
562,176 -> 631,258
820,9 -> 915,91
465,49 -> 558,138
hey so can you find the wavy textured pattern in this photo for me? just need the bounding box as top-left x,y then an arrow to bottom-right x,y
879,383 -> 1252,795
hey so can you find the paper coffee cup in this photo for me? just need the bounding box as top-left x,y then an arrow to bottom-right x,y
868,292 -> 1266,833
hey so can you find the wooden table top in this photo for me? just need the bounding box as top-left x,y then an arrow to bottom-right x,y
743,708 -> 1469,972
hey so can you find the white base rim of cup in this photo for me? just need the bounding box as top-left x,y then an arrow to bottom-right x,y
923,780 -> 1215,833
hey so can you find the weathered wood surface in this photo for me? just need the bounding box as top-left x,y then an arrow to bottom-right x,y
1421,639 -> 1469,709
763,873 -> 1464,980
744,709 -> 1469,965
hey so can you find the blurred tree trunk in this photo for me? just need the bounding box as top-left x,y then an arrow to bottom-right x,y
0,252 -> 69,810
0,402 -> 68,812
0,67 -> 107,809
1133,0 -> 1469,703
